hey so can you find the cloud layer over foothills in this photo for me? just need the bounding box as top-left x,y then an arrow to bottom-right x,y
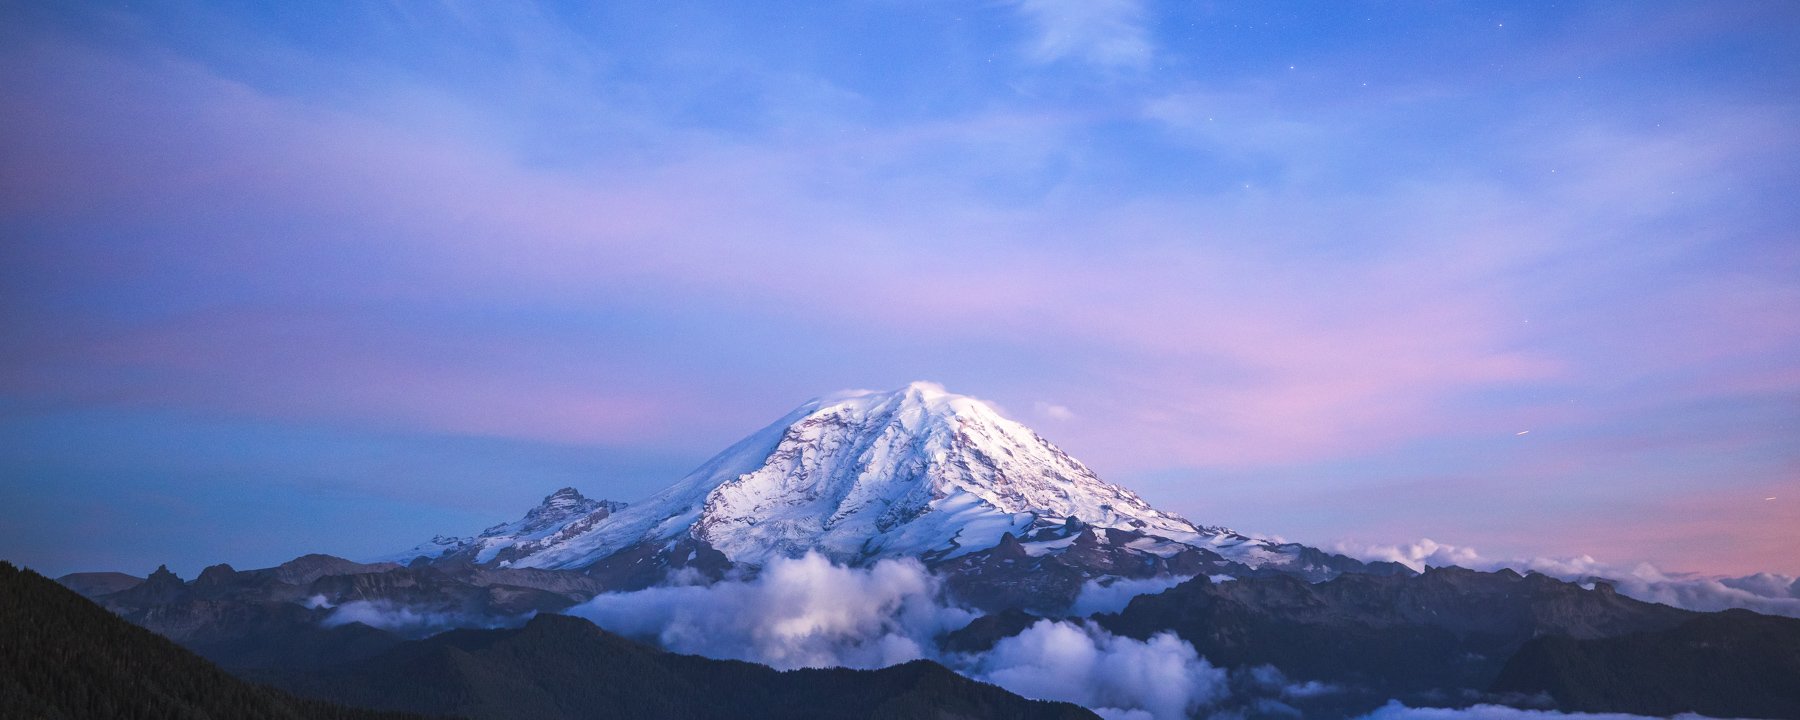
560,553 -> 1775,718
2,1 -> 1797,577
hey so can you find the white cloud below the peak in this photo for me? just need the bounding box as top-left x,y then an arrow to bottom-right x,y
1068,574 -> 1191,616
320,599 -> 532,636
567,552 -> 1240,719
569,552 -> 969,670
551,550 -> 1800,718
969,619 -> 1228,720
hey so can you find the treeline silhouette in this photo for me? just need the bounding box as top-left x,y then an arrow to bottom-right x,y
0,561 -> 426,720
4,560 -> 1093,720
256,613 -> 1097,720
1494,608 -> 1800,718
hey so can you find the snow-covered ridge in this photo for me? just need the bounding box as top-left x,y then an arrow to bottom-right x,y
515,381 -> 1225,569
389,382 -> 1282,573
382,487 -> 625,566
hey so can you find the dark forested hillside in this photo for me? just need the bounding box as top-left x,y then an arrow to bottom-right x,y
1492,608 -> 1800,719
0,561 -> 422,720
5,558 -> 1091,720
260,613 -> 1098,720
1093,566 -> 1691,696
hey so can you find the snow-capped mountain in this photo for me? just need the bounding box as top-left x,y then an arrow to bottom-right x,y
519,381 -> 1226,568
390,382 -> 1331,580
384,487 -> 627,566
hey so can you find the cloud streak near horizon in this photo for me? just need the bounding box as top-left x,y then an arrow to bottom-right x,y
1,1 -> 1796,578
1335,538 -> 1800,619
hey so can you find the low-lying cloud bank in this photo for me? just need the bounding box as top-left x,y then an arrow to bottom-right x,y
566,552 -> 1781,719
1336,538 -> 1800,619
966,619 -> 1227,720
317,597 -> 532,636
1069,574 -> 1197,616
573,552 -> 969,670
568,553 -> 1239,720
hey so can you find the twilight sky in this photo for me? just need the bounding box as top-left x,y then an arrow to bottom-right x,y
2,1 -> 1797,578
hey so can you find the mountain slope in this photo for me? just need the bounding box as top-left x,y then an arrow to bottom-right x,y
261,613 -> 1098,720
95,558 -> 585,660
383,382 -> 1403,608
1089,567 -> 1694,702
407,382 -> 1288,570
385,487 -> 627,566
0,561 -> 419,720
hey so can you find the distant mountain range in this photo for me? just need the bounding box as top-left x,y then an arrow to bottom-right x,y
378,382 -> 1409,609
255,613 -> 1094,720
37,383 -> 1800,718
5,561 -> 1089,720
0,561 -> 421,720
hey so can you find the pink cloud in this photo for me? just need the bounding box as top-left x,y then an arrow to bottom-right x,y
4,33 -> 1795,493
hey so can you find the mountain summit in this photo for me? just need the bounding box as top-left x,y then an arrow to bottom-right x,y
517,381 -> 1209,569
387,382 -> 1363,595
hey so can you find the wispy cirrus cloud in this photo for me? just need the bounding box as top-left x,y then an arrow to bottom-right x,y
1010,0 -> 1152,70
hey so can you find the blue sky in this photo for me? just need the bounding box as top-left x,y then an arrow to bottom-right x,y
2,0 -> 1797,577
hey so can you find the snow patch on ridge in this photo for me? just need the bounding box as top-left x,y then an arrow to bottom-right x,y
517,382 -> 1224,569
381,487 -> 623,565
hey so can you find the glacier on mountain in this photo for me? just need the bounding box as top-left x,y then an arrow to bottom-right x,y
386,382 -> 1370,595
